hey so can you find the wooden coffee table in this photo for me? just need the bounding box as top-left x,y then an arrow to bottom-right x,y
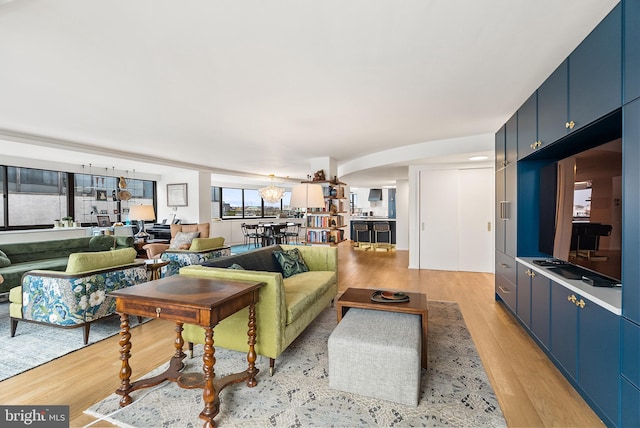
336,287 -> 428,368
109,275 -> 264,428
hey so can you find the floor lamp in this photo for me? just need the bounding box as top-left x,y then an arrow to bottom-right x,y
290,183 -> 325,244
128,204 -> 156,241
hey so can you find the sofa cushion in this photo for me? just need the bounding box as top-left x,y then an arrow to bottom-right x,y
273,248 -> 309,278
89,235 -> 117,251
189,237 -> 224,252
202,245 -> 284,273
0,250 -> 10,267
283,270 -> 337,324
65,248 -> 137,273
0,258 -> 69,290
169,232 -> 199,250
171,223 -> 210,240
0,237 -> 93,264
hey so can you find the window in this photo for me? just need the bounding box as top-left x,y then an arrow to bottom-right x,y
219,187 -> 293,219
73,173 -> 155,225
0,166 -> 5,227
222,188 -> 243,218
7,166 -> 68,226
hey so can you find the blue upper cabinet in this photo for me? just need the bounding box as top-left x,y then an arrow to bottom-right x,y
538,60 -> 568,147
495,125 -> 506,171
624,0 -> 640,104
568,3 -> 622,132
517,93 -> 538,160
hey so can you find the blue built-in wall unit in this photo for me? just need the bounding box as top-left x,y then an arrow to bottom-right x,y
494,1 -> 640,426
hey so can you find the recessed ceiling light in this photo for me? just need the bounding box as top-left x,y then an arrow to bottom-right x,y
469,155 -> 488,161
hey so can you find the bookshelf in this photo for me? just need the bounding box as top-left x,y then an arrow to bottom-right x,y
302,179 -> 348,245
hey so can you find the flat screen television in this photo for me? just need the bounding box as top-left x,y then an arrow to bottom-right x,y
538,138 -> 622,285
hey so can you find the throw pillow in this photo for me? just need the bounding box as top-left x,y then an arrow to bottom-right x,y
0,250 -> 11,267
89,235 -> 116,251
273,248 -> 309,278
169,231 -> 200,250
190,237 -> 225,252
228,263 -> 245,270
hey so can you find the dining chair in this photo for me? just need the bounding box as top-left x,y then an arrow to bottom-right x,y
285,222 -> 301,244
244,223 -> 262,248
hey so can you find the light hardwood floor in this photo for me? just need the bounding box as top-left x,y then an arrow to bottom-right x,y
0,243 -> 605,427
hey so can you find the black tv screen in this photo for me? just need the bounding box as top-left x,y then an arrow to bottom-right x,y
538,138 -> 622,282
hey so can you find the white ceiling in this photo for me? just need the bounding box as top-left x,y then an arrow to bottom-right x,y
0,0 -> 619,187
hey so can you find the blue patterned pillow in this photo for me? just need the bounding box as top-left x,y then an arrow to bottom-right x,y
273,248 -> 309,278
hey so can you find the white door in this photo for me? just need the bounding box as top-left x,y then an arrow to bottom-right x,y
419,168 -> 493,272
458,168 -> 494,272
419,169 -> 459,270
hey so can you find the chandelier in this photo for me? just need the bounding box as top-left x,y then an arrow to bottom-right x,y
258,175 -> 285,203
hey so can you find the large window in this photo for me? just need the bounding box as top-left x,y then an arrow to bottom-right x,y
73,173 -> 154,225
218,187 -> 294,219
0,164 -> 156,230
7,166 -> 68,226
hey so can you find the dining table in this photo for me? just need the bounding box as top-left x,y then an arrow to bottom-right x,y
260,223 -> 288,246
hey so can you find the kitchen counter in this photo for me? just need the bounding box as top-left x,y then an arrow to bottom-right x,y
351,217 -> 396,221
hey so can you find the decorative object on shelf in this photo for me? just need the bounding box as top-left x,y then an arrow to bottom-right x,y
167,183 -> 188,207
61,216 -> 74,227
53,219 -> 63,228
119,176 -> 127,189
129,204 -> 156,240
118,190 -> 132,201
96,215 -> 111,227
96,190 -> 107,201
312,169 -> 326,181
258,174 -> 285,203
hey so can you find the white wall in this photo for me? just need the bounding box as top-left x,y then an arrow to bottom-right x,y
157,171 -> 211,224
396,180 -> 409,251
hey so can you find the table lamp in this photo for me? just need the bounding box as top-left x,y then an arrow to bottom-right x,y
128,204 -> 156,241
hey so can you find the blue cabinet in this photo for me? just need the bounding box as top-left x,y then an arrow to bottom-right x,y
495,124 -> 506,170
495,252 -> 516,312
551,281 -> 578,379
516,263 -> 532,328
578,298 -> 620,427
568,3 -> 622,132
530,272 -> 551,349
622,318 -> 640,391
622,378 -> 640,427
537,60 -> 568,147
517,93 -> 538,160
495,115 -> 517,258
550,280 -> 620,426
624,0 -> 640,104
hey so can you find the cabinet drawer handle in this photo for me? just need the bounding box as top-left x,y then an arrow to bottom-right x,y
498,286 -> 511,294
565,120 -> 575,130
499,201 -> 511,220
567,294 -> 577,304
500,263 -> 510,269
577,299 -> 586,309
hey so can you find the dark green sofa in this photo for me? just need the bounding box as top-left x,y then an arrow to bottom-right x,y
0,235 -> 133,294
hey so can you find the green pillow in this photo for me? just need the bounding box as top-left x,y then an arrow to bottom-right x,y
0,249 -> 10,267
89,235 -> 117,251
273,248 -> 309,278
66,248 -> 137,273
190,237 -> 225,251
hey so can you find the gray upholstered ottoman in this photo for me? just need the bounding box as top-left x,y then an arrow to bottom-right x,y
328,308 -> 422,406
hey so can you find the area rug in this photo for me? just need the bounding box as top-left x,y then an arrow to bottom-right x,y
0,302 -> 146,381
84,301 -> 505,427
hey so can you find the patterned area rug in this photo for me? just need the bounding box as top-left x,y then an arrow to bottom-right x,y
0,302 -> 146,381
85,301 -> 506,427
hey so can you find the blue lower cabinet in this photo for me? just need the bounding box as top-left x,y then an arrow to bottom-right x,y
551,281 -> 578,379
495,252 -> 516,312
530,273 -> 551,349
622,377 -> 640,427
578,299 -> 620,427
517,263 -> 532,328
622,317 -> 640,389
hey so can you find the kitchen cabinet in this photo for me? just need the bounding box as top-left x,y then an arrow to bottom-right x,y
568,3 -> 622,133
495,252 -> 516,312
516,263 -> 532,328
537,60 -> 568,148
624,0 -> 640,104
622,378 -> 640,427
530,269 -> 551,349
495,124 -> 506,170
517,93 -> 538,160
550,280 -> 620,427
622,317 -> 640,389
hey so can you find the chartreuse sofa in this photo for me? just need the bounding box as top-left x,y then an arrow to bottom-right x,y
9,247 -> 147,344
179,244 -> 338,375
0,235 -> 134,294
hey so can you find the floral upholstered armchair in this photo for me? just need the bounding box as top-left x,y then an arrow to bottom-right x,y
9,248 -> 147,344
143,223 -> 210,259
160,237 -> 230,277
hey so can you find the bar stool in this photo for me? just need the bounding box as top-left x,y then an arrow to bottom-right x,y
373,222 -> 392,250
352,222 -> 370,247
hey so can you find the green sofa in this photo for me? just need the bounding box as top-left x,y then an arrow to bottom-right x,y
0,235 -> 133,294
9,247 -> 147,344
180,244 -> 338,375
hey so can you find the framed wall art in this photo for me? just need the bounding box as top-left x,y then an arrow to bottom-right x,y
167,183 -> 188,207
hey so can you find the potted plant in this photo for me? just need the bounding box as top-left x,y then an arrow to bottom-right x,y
53,219 -> 63,228
61,216 -> 74,227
